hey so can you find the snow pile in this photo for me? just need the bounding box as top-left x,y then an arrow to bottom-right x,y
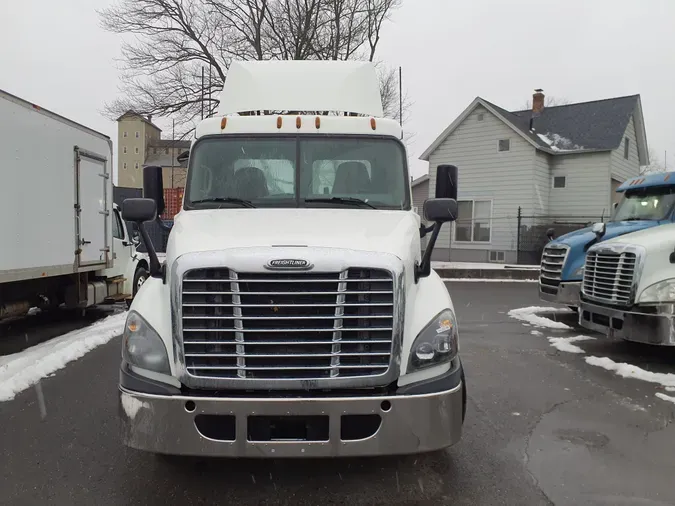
585,356 -> 675,388
547,335 -> 595,354
0,312 -> 127,402
537,132 -> 584,152
655,393 -> 675,405
508,306 -> 572,329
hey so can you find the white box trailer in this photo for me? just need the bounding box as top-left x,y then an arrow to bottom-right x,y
0,89 -> 149,319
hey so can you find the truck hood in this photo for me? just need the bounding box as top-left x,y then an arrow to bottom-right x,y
166,208 -> 421,261
550,220 -> 664,280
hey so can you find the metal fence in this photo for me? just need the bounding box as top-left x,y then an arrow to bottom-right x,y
515,207 -> 603,265
113,187 -> 173,253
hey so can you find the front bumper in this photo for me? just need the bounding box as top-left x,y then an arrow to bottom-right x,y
539,281 -> 581,306
119,367 -> 465,458
579,300 -> 675,346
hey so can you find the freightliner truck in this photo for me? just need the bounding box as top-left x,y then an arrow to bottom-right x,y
578,222 -> 675,345
539,172 -> 675,308
0,89 -> 149,321
119,61 -> 467,458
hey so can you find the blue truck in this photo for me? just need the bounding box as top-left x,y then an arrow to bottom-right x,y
539,172 -> 675,307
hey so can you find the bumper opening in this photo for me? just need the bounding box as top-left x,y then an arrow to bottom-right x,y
195,415 -> 236,441
341,415 -> 382,441
248,416 -> 329,442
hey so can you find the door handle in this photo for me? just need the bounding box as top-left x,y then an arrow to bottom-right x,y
80,238 -> 92,245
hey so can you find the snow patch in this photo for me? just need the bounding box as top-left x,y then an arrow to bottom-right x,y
121,394 -> 147,419
531,330 -> 543,336
655,393 -> 675,405
585,356 -> 675,388
0,312 -> 127,402
537,132 -> 584,151
547,335 -> 595,354
508,306 -> 572,329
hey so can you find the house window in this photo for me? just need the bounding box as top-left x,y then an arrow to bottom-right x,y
498,139 -> 510,152
123,131 -> 128,138
455,199 -> 492,242
123,162 -> 127,170
135,131 -> 140,138
123,146 -> 127,154
489,251 -> 506,263
624,137 -> 630,159
135,162 -> 139,169
477,113 -> 484,122
553,176 -> 566,189
135,147 -> 139,154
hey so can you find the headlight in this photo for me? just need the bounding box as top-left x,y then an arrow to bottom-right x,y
638,279 -> 675,304
573,265 -> 585,278
408,309 -> 459,372
122,311 -> 171,374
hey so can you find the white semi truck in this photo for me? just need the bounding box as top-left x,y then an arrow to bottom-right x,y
119,61 -> 466,458
0,89 -> 149,321
579,221 -> 675,345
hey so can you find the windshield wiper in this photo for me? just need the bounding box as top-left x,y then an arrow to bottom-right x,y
305,197 -> 376,209
190,197 -> 256,208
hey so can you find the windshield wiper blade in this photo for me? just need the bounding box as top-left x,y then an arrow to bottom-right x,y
305,197 -> 376,209
190,197 -> 256,208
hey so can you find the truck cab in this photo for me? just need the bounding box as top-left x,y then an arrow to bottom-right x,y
539,172 -> 675,307
118,61 -> 466,458
578,222 -> 675,345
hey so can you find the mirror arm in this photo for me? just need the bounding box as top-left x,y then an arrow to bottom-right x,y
137,221 -> 162,277
416,222 -> 442,282
419,223 -> 435,239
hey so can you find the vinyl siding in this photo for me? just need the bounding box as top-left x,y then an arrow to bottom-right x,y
411,179 -> 429,218
427,105 -> 537,254
549,151 -> 612,221
533,151 -> 551,215
610,115 -> 640,183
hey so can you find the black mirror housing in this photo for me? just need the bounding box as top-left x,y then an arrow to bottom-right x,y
122,198 -> 157,223
435,165 -> 458,200
424,198 -> 458,223
143,165 -> 165,216
546,228 -> 555,240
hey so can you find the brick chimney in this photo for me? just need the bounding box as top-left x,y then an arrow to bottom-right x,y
532,89 -> 545,115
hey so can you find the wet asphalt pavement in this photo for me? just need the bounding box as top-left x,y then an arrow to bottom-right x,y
2,282 -> 675,506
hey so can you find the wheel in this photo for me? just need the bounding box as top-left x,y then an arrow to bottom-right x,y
133,267 -> 149,297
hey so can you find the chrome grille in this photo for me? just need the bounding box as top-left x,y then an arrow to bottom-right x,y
582,250 -> 637,306
540,244 -> 570,288
181,268 -> 394,380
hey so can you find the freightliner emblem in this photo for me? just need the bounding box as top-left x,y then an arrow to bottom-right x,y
265,259 -> 313,270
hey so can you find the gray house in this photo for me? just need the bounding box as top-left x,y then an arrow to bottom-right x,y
419,90 -> 649,263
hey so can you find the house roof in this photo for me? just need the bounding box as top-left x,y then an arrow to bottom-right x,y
148,139 -> 192,149
420,94 -> 648,165
116,110 -> 163,132
411,174 -> 429,188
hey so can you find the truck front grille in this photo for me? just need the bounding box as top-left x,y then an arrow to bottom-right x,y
180,268 -> 394,380
582,250 -> 637,306
540,244 -> 570,289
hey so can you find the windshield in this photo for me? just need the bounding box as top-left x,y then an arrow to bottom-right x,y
185,136 -> 409,210
612,187 -> 675,221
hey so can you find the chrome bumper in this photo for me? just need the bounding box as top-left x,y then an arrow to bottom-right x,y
539,281 -> 581,306
119,382 -> 464,458
579,301 -> 675,346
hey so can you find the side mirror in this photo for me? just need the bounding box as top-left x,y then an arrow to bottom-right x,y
423,198 -> 458,223
592,222 -> 606,237
143,165 -> 165,216
177,150 -> 190,164
546,228 -> 555,241
121,198 -> 161,278
435,164 -> 458,200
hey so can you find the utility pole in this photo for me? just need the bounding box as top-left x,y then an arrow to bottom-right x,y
171,119 -> 175,188
208,65 -> 212,118
398,66 -> 403,140
201,66 -> 205,120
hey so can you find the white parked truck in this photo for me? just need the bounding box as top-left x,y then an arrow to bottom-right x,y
119,60 -> 466,458
0,89 -> 149,320
579,222 -> 675,345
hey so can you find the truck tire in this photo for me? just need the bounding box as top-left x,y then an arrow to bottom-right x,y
133,267 -> 149,297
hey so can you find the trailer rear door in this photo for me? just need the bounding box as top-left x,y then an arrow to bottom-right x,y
75,148 -> 109,267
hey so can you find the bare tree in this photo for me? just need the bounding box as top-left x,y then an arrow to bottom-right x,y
522,95 -> 571,110
99,0 -> 404,128
640,148 -> 668,174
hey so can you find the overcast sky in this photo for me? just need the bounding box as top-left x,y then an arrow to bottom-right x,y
3,0 -> 675,181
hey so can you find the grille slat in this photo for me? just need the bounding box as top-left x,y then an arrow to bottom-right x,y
582,250 -> 637,306
181,267 -> 394,381
540,244 -> 570,290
